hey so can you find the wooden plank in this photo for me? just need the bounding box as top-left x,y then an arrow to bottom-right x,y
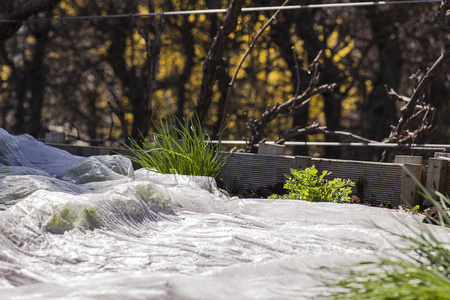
401,164 -> 422,207
45,132 -> 65,144
312,158 -> 403,207
394,155 -> 423,165
45,143 -> 134,157
425,158 -> 448,206
294,156 -> 312,170
435,152 -> 450,158
435,153 -> 450,197
220,152 -> 295,192
45,143 -> 141,169
447,165 -> 450,197
258,143 -> 284,155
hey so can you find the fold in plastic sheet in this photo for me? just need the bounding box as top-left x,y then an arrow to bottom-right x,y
0,128 -> 449,299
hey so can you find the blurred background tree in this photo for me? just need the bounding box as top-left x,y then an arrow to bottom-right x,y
0,0 -> 448,160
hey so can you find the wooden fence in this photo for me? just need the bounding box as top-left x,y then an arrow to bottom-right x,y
45,142 -> 450,208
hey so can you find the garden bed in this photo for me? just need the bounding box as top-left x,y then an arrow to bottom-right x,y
0,130 -> 448,299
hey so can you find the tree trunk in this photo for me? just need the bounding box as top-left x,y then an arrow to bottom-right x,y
28,22 -> 52,137
176,16 -> 195,120
196,0 -> 244,124
367,8 -> 402,159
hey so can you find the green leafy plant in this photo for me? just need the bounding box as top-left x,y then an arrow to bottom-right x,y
133,184 -> 172,211
269,166 -> 354,203
45,206 -> 102,234
402,204 -> 421,214
124,111 -> 230,178
328,168 -> 450,300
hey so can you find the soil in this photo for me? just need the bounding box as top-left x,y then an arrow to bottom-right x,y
422,206 -> 445,225
228,183 -> 286,199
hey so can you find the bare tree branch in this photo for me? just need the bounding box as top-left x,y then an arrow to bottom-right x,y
291,45 -> 302,101
196,0 -> 245,124
244,51 -> 336,152
379,0 -> 450,161
276,122 -> 377,145
381,49 -> 449,159
219,0 -> 292,132
436,0 -> 450,32
102,68 -> 128,144
130,2 -> 162,139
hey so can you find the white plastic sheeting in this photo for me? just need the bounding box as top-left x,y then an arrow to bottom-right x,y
0,128 -> 449,299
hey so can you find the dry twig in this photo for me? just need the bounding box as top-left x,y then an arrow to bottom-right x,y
219,0 -> 292,132
244,51 -> 336,152
196,0 -> 245,124
130,2 -> 162,139
102,68 -> 129,144
276,122 -> 376,145
380,1 -> 450,161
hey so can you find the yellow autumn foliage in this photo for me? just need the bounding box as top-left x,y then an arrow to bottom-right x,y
33,0 -> 368,143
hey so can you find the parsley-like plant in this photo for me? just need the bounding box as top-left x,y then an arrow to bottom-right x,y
269,166 -> 354,203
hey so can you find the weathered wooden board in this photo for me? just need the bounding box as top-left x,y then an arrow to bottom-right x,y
425,158 -> 448,206
45,143 -> 139,168
220,152 -> 295,193
434,153 -> 450,198
258,143 -> 285,155
311,158 -> 406,206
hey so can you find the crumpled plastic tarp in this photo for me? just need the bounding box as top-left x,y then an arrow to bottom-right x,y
0,128 -> 448,299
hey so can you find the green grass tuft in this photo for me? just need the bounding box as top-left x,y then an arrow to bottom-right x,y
123,110 -> 230,178
329,167 -> 450,300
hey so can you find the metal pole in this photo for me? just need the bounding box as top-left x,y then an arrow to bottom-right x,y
211,140 -> 450,151
0,0 -> 441,23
